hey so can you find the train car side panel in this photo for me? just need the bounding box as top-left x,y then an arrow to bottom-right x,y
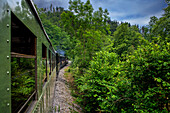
0,0 -> 11,112
0,0 -> 58,113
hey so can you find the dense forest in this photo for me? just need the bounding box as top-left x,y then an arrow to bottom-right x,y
36,0 -> 169,112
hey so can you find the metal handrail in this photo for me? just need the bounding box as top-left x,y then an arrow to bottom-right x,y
17,90 -> 36,113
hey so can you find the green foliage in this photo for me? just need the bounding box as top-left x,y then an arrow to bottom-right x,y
40,15 -> 70,51
75,41 -> 169,112
71,2 -> 170,112
149,16 -> 158,27
125,42 -> 170,112
35,0 -> 170,112
72,29 -> 111,69
75,51 -> 134,112
61,0 -> 111,69
37,6 -> 70,56
111,23 -> 147,57
152,15 -> 170,41
11,58 -> 35,111
107,20 -> 119,35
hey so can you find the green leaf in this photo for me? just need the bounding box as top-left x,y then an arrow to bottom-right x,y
157,78 -> 161,83
131,64 -> 134,70
163,62 -> 167,66
111,95 -> 116,98
94,94 -> 98,97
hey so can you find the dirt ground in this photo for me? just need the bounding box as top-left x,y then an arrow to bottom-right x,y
51,64 -> 82,113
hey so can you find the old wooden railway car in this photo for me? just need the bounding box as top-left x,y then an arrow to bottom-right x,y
0,0 -> 61,112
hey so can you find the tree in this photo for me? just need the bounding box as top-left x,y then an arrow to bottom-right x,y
61,0 -> 111,69
107,19 -> 119,35
151,3 -> 170,42
149,16 -> 158,27
110,23 -> 146,57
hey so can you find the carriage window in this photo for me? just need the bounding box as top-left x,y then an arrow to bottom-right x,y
52,53 -> 56,71
56,53 -> 59,64
11,13 -> 37,113
11,14 -> 36,56
48,50 -> 51,75
42,44 -> 47,58
56,53 -> 59,71
11,58 -> 36,113
42,44 -> 47,86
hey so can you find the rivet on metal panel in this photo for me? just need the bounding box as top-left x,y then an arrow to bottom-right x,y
7,24 -> 9,27
7,103 -> 10,106
7,56 -> 9,59
7,40 -> 9,43
7,88 -> 10,91
7,71 -> 9,74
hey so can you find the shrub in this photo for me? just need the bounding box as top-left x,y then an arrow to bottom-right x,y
76,51 -> 133,112
124,42 -> 170,112
76,42 -> 170,112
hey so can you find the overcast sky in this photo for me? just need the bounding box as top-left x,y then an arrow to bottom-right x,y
33,0 -> 167,26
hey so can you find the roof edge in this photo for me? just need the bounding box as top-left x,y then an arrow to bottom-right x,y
27,0 -> 56,52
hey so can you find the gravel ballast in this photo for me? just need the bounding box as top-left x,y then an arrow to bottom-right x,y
51,64 -> 82,113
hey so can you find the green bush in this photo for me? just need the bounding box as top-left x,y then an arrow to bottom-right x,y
76,51 -> 133,112
75,41 -> 169,112
124,42 -> 170,112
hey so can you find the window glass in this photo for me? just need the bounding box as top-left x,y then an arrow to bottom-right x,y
42,44 -> 47,86
11,58 -> 35,112
11,13 -> 37,113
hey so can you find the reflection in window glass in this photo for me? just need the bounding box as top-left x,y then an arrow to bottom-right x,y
49,50 -> 51,75
11,12 -> 36,56
11,57 -> 35,113
42,44 -> 47,86
52,54 -> 55,71
42,59 -> 47,86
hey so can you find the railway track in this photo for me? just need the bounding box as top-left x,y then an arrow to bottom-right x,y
52,64 -> 82,113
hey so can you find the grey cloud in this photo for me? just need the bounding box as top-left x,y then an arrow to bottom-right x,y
33,0 -> 167,25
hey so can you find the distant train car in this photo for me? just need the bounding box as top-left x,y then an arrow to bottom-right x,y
59,55 -> 68,69
0,0 -> 59,112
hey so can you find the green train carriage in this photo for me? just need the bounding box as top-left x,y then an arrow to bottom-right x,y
0,0 -> 60,112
